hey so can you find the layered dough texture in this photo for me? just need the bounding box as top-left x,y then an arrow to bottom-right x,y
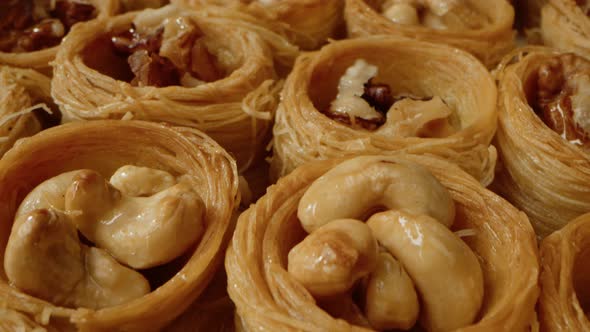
0,120 -> 239,331
271,37 -> 497,184
227,155 -> 539,332
344,0 -> 515,67
493,47 -> 590,237
52,4 -> 297,170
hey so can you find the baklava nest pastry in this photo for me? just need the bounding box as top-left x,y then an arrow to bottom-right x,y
271,37 -> 498,184
344,0 -> 515,67
0,65 -> 54,157
52,4 -> 296,169
0,120 -> 239,331
173,0 -> 343,50
493,47 -> 590,237
0,0 -> 117,70
542,0 -> 590,57
226,154 -> 539,332
538,212 -> 590,331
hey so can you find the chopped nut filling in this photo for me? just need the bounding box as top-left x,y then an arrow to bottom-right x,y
327,59 -> 388,130
0,0 -> 96,53
107,17 -> 220,88
380,0 -> 489,30
326,59 -> 456,136
529,55 -> 590,147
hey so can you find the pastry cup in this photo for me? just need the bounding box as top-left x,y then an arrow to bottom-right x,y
0,0 -> 117,70
173,0 -> 343,50
52,5 -> 295,169
493,47 -> 590,237
0,66 -> 54,157
226,154 -> 539,331
344,0 -> 515,68
271,37 -> 498,184
538,212 -> 590,331
541,0 -> 590,57
0,120 -> 239,331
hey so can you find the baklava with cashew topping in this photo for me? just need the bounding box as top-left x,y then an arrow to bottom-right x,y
173,0 -> 343,50
538,212 -> 590,331
0,0 -> 117,70
0,120 -> 239,331
493,47 -> 590,237
51,4 -> 297,170
541,0 -> 590,57
226,154 -> 539,331
271,37 -> 497,184
0,65 -> 56,158
344,0 -> 515,67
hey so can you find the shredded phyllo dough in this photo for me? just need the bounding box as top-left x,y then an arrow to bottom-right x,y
0,307 -> 48,332
0,103 -> 50,128
454,228 -> 477,238
227,155 -> 539,332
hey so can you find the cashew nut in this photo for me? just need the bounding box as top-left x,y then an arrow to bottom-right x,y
16,170 -> 86,217
319,294 -> 372,328
366,210 -> 483,332
4,209 -> 149,309
65,170 -> 205,269
287,219 -> 378,297
109,165 -> 176,197
364,251 -> 419,331
383,3 -> 420,25
297,158 -> 455,233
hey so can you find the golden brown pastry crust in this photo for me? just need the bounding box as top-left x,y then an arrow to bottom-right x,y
541,0 -> 590,57
51,5 -> 295,170
538,213 -> 590,331
493,47 -> 590,237
271,37 -> 498,184
0,120 -> 238,331
0,0 -> 118,70
226,154 -> 539,332
0,66 -> 54,157
173,0 -> 343,50
344,0 -> 515,68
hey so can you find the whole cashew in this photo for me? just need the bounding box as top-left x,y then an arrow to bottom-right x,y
364,251 -> 419,330
366,210 -> 483,332
109,165 -> 176,197
287,219 -> 378,298
4,209 -> 149,309
298,158 -> 455,233
319,294 -> 372,328
16,170 -> 85,217
65,170 -> 205,269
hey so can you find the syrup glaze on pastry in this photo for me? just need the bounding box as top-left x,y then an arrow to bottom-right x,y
0,0 -> 96,53
4,165 -> 205,309
84,14 -> 221,88
290,158 -> 482,331
324,59 -> 456,136
525,54 -> 590,148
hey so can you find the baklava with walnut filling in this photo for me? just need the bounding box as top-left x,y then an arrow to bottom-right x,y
493,47 -> 590,237
271,37 -> 497,184
0,0 -> 116,70
52,5 -> 296,170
